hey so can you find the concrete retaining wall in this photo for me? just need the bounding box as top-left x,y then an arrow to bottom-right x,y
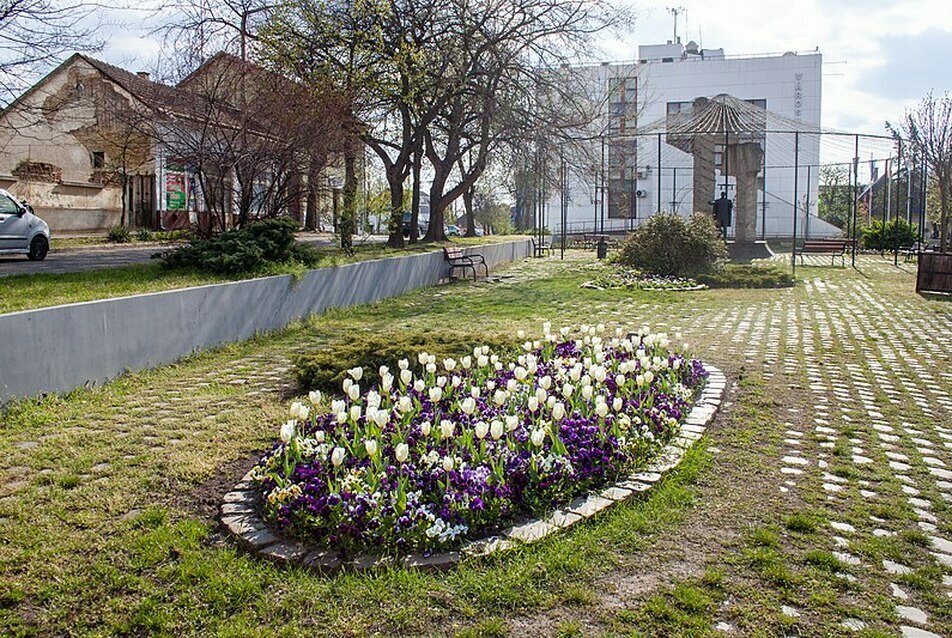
0,239 -> 532,402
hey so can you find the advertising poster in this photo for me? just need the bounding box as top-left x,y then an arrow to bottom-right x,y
166,162 -> 186,210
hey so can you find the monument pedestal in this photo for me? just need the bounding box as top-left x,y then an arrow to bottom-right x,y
727,240 -> 774,261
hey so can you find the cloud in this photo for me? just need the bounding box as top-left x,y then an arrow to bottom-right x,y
856,30 -> 952,101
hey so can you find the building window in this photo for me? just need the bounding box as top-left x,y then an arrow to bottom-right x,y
91,151 -> 105,169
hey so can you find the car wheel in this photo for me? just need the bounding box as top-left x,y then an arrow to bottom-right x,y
27,236 -> 49,261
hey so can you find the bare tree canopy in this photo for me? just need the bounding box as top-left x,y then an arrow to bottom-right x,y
892,91 -> 952,252
0,0 -> 105,105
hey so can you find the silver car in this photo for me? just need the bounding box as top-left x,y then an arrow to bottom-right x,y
0,189 -> 50,260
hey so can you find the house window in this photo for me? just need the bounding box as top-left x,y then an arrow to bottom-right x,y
91,151 -> 105,169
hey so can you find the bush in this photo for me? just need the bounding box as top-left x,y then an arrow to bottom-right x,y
616,212 -> 727,277
861,218 -> 917,250
160,218 -> 318,274
106,225 -> 132,243
696,264 -> 795,289
294,329 -> 519,394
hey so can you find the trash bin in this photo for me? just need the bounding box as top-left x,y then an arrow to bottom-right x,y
596,236 -> 608,260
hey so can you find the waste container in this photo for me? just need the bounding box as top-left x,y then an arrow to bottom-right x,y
596,236 -> 608,259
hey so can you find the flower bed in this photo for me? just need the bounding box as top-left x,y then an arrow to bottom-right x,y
250,324 -> 708,555
580,267 -> 707,292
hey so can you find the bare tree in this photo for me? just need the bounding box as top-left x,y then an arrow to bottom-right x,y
0,1 -> 105,108
891,92 -> 952,252
154,0 -> 274,68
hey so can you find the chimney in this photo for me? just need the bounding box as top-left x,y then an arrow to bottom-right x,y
136,71 -> 150,81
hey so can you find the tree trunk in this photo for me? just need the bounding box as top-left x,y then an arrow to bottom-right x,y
386,169 -> 406,248
304,155 -> 323,231
424,176 -> 449,243
409,141 -> 422,244
341,148 -> 357,253
939,173 -> 950,253
463,186 -> 476,237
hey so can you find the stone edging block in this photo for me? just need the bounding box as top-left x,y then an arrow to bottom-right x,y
220,364 -> 726,573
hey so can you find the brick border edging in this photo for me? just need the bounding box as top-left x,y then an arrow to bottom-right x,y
220,364 -> 726,572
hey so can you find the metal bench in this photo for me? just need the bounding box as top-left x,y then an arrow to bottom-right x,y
443,246 -> 488,281
796,239 -> 853,267
531,238 -> 554,257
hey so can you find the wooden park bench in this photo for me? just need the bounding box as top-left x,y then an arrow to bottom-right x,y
443,246 -> 488,281
796,239 -> 854,267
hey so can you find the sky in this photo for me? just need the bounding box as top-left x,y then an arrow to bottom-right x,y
90,0 -> 952,137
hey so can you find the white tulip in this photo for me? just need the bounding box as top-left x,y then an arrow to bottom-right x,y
398,396 -> 412,413
350,405 -> 362,421
477,355 -> 489,367
506,378 -> 517,392
672,359 -> 682,371
364,439 -> 378,457
400,369 -> 413,385
475,421 -> 489,439
440,419 -> 455,439
530,429 -> 545,447
542,321 -> 552,335
418,352 -> 429,365
398,358 -> 409,370
470,386 -> 480,399
336,411 -> 348,424
494,362 -> 503,371
420,420 -> 432,436
522,341 -> 533,352
436,375 -> 447,388
379,365 -> 389,377
490,420 -> 504,440
547,395 -> 557,408
314,430 -> 325,443
451,375 -> 461,388
372,409 -> 389,428
562,383 -> 575,398
560,326 -> 571,336
527,396 -> 539,413
636,374 -> 645,387
365,405 -> 378,422
461,356 -> 472,369
280,419 -> 296,443
429,386 -> 443,402
443,358 -> 457,371
644,371 -> 654,385
613,397 -> 623,412
343,378 -> 353,392
505,415 -> 519,432
308,390 -> 323,405
426,362 -> 437,374
536,387 -> 547,403
595,402 -> 609,418
395,443 -> 409,463
331,446 -> 345,467
427,354 -> 436,365
381,374 -> 394,392
539,375 -> 551,390
493,390 -> 508,406
413,379 -> 425,392
461,397 -> 477,415
514,366 -> 528,381
615,374 -> 626,387
366,390 -> 381,408
581,386 -> 593,400
348,366 -> 363,381
442,456 -> 455,472
347,384 -> 360,401
552,402 -> 566,421
331,399 -> 346,414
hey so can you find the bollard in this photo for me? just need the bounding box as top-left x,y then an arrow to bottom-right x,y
596,237 -> 608,260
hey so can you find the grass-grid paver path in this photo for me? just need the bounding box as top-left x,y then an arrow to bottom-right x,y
0,252 -> 950,637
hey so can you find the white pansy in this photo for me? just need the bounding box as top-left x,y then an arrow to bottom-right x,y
395,443 -> 409,463
552,402 -> 566,421
331,446 -> 346,467
475,421 -> 489,439
530,429 -> 546,446
442,456 -> 455,472
280,419 -> 296,443
364,439 -> 378,457
429,386 -> 443,402
490,420 -> 504,439
461,397 -> 477,415
308,390 -> 322,405
348,366 -> 363,381
440,419 -> 455,439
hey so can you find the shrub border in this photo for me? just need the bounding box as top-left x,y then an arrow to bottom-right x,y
219,364 -> 726,572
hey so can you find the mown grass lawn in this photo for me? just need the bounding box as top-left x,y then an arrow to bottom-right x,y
1,252 -> 950,637
0,236 -> 523,315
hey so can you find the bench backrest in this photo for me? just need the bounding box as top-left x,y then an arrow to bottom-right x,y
803,239 -> 849,249
444,247 -> 465,259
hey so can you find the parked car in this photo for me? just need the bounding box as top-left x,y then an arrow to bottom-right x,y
401,212 -> 428,238
0,189 -> 50,260
445,224 -> 461,236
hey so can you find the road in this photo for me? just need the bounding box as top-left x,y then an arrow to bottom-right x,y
0,234 -> 385,277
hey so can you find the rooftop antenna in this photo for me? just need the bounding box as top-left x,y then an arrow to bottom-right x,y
668,6 -> 686,43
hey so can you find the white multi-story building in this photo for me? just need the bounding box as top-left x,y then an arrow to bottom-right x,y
550,40 -> 834,238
